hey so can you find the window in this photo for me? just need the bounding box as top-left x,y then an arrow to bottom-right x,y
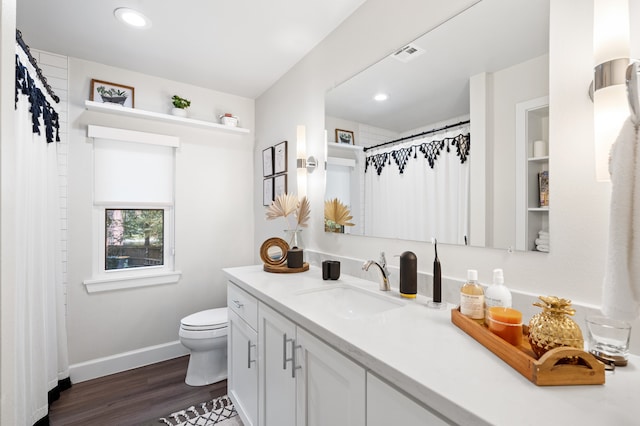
84,125 -> 181,292
105,209 -> 164,270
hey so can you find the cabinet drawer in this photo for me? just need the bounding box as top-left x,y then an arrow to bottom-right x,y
228,282 -> 258,330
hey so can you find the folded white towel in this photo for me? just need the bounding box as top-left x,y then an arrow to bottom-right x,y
538,230 -> 550,237
602,117 -> 640,321
536,244 -> 549,252
535,238 -> 549,245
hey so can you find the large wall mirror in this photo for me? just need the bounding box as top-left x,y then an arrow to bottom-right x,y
324,0 -> 550,251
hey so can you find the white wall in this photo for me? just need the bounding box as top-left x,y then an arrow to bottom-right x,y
255,0 -> 640,353
66,58 -> 255,373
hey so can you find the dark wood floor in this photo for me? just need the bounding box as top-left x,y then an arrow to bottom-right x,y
49,356 -> 227,426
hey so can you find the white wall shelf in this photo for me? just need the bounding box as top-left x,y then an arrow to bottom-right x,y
85,100 -> 250,134
327,142 -> 363,160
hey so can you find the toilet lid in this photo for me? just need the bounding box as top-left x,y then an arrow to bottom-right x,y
181,308 -> 228,329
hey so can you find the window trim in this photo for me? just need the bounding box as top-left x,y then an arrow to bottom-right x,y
85,125 -> 180,292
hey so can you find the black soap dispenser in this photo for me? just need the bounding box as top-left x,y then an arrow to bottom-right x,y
399,251 -> 417,299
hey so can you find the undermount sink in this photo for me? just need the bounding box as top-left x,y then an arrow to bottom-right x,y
294,284 -> 405,320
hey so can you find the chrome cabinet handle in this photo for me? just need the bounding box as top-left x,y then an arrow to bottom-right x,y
283,333 -> 302,378
247,340 -> 256,369
232,299 -> 243,309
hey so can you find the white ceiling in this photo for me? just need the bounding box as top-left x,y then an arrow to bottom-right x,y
325,0 -> 549,133
16,0 -> 367,99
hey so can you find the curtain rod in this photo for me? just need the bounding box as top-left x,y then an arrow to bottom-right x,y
363,120 -> 470,152
16,29 -> 60,103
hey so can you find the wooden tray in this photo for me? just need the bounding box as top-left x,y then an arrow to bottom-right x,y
263,262 -> 309,273
451,308 -> 605,386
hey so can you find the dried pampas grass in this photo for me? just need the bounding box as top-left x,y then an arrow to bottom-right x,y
324,198 -> 354,227
266,193 -> 310,228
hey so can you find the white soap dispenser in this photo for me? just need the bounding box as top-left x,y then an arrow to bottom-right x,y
484,268 -> 512,326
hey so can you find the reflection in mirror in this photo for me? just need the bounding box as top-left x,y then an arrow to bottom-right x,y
324,0 -> 549,250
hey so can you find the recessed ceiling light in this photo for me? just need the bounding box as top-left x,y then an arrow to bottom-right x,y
114,8 -> 151,29
374,93 -> 388,102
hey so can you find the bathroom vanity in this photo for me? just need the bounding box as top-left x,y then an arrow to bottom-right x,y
224,265 -> 640,426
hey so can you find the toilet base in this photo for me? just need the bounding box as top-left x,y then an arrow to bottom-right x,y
185,349 -> 228,386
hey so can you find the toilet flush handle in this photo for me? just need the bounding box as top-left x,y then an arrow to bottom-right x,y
232,300 -> 243,309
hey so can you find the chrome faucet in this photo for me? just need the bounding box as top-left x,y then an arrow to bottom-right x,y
362,254 -> 391,291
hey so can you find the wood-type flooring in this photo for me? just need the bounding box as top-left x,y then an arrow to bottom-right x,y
49,356 -> 227,426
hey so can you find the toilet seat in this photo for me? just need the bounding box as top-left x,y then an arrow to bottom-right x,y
181,308 -> 228,332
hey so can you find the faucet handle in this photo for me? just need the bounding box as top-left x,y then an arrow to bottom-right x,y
379,252 -> 390,278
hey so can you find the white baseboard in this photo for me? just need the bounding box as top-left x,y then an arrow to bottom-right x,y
69,340 -> 189,383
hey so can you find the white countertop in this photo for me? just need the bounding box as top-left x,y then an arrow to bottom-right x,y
223,265 -> 640,426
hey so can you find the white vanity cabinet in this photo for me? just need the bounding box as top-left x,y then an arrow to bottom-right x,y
258,303 -> 365,426
367,373 -> 447,426
227,283 -> 259,426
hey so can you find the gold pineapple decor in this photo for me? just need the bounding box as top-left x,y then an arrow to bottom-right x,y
528,296 -> 584,359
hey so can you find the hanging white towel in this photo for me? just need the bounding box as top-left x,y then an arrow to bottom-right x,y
602,117 -> 640,321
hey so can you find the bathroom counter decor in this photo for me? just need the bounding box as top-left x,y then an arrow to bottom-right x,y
263,262 -> 309,273
451,308 -> 605,386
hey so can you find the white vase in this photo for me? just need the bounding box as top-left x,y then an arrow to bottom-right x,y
171,107 -> 187,117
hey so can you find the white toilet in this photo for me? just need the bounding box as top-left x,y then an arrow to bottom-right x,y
179,307 -> 228,386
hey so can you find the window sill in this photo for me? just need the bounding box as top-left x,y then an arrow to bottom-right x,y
83,271 -> 182,293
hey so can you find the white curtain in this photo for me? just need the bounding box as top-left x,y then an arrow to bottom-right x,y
14,46 -> 69,425
363,125 -> 470,244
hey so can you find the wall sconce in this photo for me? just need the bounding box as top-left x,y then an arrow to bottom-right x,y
296,125 -> 317,198
592,0 -> 632,182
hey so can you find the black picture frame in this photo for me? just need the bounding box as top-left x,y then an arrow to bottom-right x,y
274,174 -> 287,199
262,147 -> 274,177
263,177 -> 274,206
274,141 -> 288,174
335,129 -> 355,145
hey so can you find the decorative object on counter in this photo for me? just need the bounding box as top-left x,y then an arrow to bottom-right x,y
287,247 -> 304,269
219,113 -> 239,127
487,307 -> 523,346
324,198 -> 355,232
484,268 -> 512,326
265,192 -> 310,246
90,79 -> 134,108
451,308 -> 605,386
259,237 -> 309,273
322,260 -> 341,280
460,269 -> 484,324
171,95 -> 191,117
528,296 -> 584,359
399,251 -> 417,298
585,315 -> 631,367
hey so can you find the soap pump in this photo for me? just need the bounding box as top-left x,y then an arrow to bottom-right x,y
399,251 -> 417,298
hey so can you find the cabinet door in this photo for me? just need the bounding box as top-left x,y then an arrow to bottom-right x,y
296,328 -> 365,426
228,310 -> 258,426
258,303 -> 297,426
366,373 -> 448,426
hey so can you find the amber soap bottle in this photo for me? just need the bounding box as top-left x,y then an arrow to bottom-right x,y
460,269 -> 484,324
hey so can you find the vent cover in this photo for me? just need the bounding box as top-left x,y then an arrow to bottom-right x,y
391,43 -> 425,63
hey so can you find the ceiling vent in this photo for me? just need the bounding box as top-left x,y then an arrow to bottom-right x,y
390,43 -> 425,63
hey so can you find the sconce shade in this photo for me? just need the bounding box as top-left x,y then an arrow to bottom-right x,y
593,0 -> 632,182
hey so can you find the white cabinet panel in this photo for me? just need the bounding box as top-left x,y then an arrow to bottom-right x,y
296,328 -> 365,426
228,300 -> 258,426
259,303 -> 297,426
366,373 -> 447,426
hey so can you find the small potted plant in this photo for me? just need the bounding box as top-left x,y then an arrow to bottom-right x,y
171,95 -> 191,117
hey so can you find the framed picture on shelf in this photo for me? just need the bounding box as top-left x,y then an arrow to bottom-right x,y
90,79 -> 135,108
335,129 -> 354,145
263,177 -> 274,206
274,141 -> 288,174
262,147 -> 274,177
274,174 -> 287,198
